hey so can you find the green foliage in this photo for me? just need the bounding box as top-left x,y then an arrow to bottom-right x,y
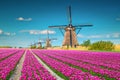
31,45 -> 36,49
81,39 -> 91,47
6,70 -> 14,80
89,41 -> 115,51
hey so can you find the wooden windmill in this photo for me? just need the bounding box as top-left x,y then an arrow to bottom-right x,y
36,39 -> 45,48
45,30 -> 57,48
49,6 -> 93,47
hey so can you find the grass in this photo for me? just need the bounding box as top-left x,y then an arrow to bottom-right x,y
62,45 -> 120,52
6,70 -> 14,80
115,44 -> 120,50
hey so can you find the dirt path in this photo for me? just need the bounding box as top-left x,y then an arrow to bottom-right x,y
31,50 -> 64,80
9,50 -> 27,80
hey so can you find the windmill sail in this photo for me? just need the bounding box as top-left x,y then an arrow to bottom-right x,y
48,6 -> 93,48
45,30 -> 57,48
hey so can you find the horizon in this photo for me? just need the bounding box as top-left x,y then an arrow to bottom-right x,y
0,0 -> 120,47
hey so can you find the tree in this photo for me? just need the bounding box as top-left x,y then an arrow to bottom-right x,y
89,40 -> 115,51
81,39 -> 91,47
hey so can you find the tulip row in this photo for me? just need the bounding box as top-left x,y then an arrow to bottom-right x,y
32,50 -> 102,80
0,49 -> 20,61
0,48 -> 11,54
53,50 -> 120,78
56,50 -> 120,70
0,49 -> 24,80
20,50 -> 56,80
37,50 -> 120,80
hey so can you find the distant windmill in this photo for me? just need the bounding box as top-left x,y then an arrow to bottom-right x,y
36,38 -> 45,48
45,30 -> 57,48
49,6 -> 93,47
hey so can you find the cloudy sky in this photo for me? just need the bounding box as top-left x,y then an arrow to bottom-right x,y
0,0 -> 120,47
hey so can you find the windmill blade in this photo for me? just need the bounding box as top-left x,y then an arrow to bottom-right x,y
59,28 -> 64,36
36,42 -> 40,44
34,43 -> 37,45
76,28 -> 82,35
74,24 -> 93,27
68,5 -> 72,25
49,25 -> 67,28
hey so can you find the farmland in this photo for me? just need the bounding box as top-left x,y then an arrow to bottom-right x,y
0,48 -> 120,80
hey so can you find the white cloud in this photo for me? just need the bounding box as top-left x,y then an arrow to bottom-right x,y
0,29 -> 16,36
77,34 -> 103,38
17,17 -> 32,21
0,29 -> 3,34
77,32 -> 120,39
112,33 -> 120,38
77,34 -> 84,38
87,35 -> 103,38
10,32 -> 16,36
25,18 -> 32,21
20,30 -> 56,35
4,32 -> 11,36
116,17 -> 120,21
106,34 -> 110,38
17,17 -> 24,21
3,32 -> 16,36
40,30 -> 55,34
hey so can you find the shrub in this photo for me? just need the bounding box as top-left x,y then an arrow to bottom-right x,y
81,39 -> 91,47
89,41 -> 115,51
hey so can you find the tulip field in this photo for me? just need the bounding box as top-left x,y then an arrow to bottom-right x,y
20,50 -> 56,80
0,48 -> 120,80
0,48 -> 25,79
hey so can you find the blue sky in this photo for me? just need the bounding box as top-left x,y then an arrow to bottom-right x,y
0,0 -> 120,47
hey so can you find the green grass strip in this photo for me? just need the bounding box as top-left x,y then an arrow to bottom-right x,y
6,70 -> 14,80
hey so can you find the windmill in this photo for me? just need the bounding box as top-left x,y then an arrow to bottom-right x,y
49,6 -> 93,47
36,39 -> 45,48
45,30 -> 57,48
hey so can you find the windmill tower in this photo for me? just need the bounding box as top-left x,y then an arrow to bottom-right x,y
37,39 -> 43,48
35,37 -> 45,49
49,6 -> 93,47
46,30 -> 51,47
45,30 -> 57,48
